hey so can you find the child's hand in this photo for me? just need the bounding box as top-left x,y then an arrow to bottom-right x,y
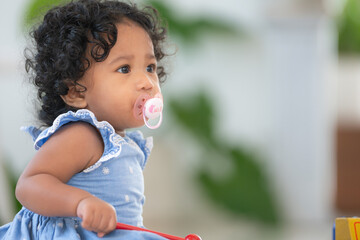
76,196 -> 117,238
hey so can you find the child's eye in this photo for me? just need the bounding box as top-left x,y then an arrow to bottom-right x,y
117,65 -> 130,73
146,64 -> 156,73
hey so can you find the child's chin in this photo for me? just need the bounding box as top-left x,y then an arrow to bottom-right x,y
133,120 -> 145,128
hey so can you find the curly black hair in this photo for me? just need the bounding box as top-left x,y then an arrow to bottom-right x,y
25,0 -> 168,126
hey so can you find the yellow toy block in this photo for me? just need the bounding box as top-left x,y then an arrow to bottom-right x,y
335,217 -> 360,240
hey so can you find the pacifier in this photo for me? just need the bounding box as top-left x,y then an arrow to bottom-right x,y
133,93 -> 163,129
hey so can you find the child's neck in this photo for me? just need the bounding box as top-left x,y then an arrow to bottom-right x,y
116,130 -> 125,137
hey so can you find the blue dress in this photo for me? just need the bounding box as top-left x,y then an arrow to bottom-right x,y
0,109 -> 167,240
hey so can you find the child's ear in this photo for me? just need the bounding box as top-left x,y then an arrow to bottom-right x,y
60,84 -> 87,109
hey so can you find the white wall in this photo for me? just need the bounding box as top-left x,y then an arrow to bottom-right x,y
263,15 -> 337,222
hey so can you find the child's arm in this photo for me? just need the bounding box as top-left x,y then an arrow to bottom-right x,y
16,122 -> 116,237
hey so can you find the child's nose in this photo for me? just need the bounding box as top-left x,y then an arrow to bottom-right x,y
136,74 -> 155,90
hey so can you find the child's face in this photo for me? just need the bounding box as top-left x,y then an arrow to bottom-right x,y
78,20 -> 161,134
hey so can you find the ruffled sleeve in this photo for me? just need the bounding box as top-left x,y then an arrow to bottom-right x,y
126,130 -> 153,169
27,109 -> 125,172
21,126 -> 43,142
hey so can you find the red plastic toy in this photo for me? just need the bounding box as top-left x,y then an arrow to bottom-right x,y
116,222 -> 202,240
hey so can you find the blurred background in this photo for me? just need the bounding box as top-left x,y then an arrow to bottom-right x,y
1,0 -> 360,239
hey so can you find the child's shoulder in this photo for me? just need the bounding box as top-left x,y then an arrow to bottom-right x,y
57,120 -> 100,134
40,121 -> 104,171
51,121 -> 103,149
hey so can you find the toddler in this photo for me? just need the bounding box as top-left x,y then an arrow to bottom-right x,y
0,0 -> 169,239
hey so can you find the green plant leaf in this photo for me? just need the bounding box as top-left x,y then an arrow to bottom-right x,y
168,91 -> 279,224
23,0 -> 70,28
198,146 -> 278,223
22,0 -> 241,44
338,0 -> 360,54
146,0 -> 240,44
168,91 -> 215,144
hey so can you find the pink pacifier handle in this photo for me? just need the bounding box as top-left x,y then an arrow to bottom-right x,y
116,222 -> 202,240
143,111 -> 163,129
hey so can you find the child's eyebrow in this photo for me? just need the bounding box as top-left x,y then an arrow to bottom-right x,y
146,53 -> 156,60
109,55 -> 134,65
109,54 -> 156,65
